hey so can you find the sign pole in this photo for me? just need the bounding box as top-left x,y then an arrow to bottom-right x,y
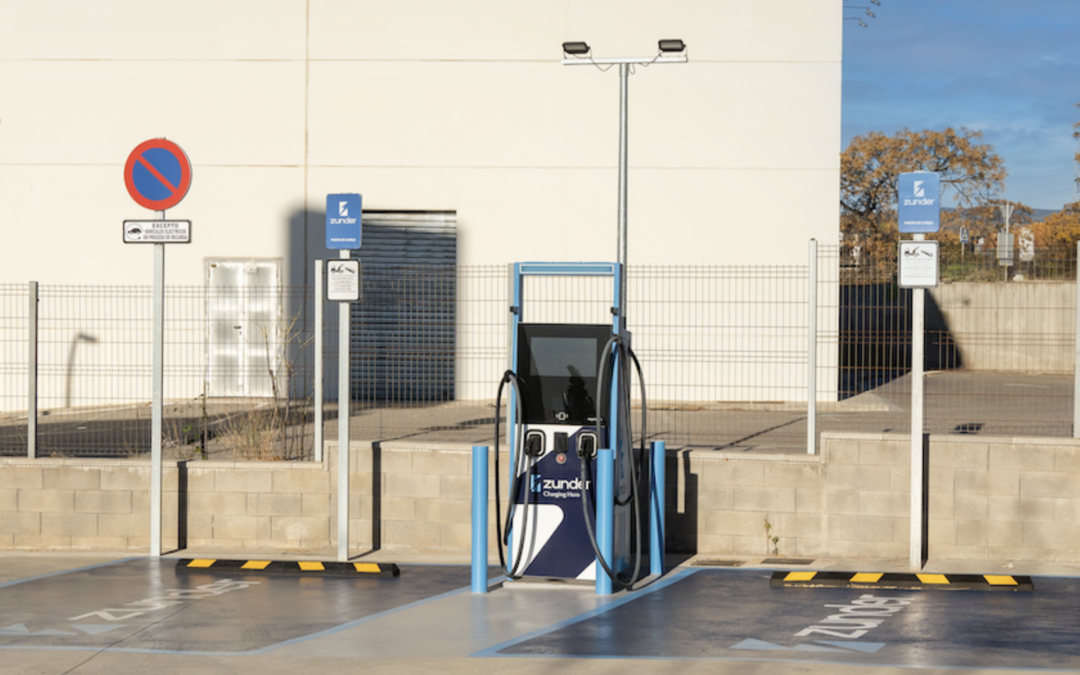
150,224 -> 165,557
337,249 -> 351,562
123,138 -> 192,558
326,193 -> 361,563
896,172 -> 939,571
909,235 -> 926,570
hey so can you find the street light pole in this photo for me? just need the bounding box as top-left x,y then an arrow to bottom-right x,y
562,41 -> 687,331
617,63 -> 629,330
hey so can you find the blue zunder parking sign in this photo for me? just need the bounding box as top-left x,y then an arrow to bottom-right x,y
326,193 -> 362,249
897,172 -> 941,233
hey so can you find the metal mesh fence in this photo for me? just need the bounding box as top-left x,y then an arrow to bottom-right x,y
835,246 -> 1077,440
0,284 -> 317,460
1,247 -> 1077,458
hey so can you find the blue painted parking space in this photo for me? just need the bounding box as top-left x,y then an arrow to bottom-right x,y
0,558 -> 474,655
485,568 -> 1080,670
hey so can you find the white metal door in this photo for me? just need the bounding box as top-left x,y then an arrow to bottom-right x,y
206,259 -> 282,397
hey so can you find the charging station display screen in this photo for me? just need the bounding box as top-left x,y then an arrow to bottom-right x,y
516,324 -> 610,425
528,337 -> 598,377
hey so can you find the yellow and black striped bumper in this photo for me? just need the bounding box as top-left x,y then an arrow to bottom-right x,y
175,558 -> 400,578
771,570 -> 1033,591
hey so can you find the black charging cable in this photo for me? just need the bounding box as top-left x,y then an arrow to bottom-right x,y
580,335 -> 649,590
493,370 -> 535,579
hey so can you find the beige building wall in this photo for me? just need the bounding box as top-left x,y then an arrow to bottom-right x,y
0,0 -> 841,285
0,1 -> 842,407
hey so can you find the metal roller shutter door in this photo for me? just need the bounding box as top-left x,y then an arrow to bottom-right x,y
347,211 -> 456,403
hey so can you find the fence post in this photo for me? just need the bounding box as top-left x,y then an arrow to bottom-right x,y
1074,240 -> 1080,439
807,239 -> 818,455
28,281 -> 38,459
314,260 -> 324,462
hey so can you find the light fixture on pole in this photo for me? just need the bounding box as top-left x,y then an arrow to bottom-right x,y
561,40 -> 688,329
844,1 -> 883,27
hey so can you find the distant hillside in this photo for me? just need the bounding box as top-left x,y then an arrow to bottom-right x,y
941,206 -> 1058,222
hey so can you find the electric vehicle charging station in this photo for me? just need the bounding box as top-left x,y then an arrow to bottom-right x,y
490,261 -> 662,594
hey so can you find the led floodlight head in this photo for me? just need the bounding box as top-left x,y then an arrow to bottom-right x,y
562,41 -> 591,56
658,39 -> 686,53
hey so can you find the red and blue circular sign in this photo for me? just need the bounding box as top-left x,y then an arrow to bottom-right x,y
124,139 -> 192,211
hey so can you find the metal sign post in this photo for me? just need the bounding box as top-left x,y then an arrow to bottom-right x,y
151,235 -> 164,557
897,171 -> 940,571
326,193 -> 362,562
905,234 -> 930,571
337,251 -> 351,562
124,138 -> 193,558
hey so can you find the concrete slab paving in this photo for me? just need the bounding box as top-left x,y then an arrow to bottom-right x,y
1,553 -> 1078,674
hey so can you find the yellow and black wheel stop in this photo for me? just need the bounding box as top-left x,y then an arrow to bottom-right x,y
175,558 -> 400,578
770,570 -> 1033,591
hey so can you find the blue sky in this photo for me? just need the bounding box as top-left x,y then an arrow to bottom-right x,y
842,0 -> 1080,210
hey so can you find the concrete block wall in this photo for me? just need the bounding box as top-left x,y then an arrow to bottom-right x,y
665,437 -> 909,561
0,443 -> 505,556
330,443 -> 505,554
926,436 -> 1080,562
0,458 -> 332,552
665,450 -> 824,557
3,434 -> 1080,563
0,460 -> 169,550
665,432 -> 1080,563
932,283 -> 1076,372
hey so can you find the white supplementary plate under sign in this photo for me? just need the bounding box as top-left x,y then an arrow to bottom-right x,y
327,259 -> 361,302
123,220 -> 191,244
898,240 -> 939,288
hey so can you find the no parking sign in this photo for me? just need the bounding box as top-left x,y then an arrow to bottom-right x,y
124,139 -> 192,211
121,138 -> 194,556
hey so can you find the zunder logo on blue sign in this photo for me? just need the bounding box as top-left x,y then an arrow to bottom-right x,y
326,193 -> 362,249
897,172 -> 941,233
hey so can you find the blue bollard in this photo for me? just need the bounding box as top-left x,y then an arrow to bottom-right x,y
650,441 -> 666,577
471,445 -> 489,594
596,446 -> 615,596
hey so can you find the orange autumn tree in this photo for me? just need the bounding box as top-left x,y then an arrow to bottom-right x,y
942,200 -> 1035,250
841,127 -> 1007,264
1027,104 -> 1080,260
1030,201 -> 1080,259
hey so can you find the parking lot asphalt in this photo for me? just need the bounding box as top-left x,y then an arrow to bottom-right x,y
1,552 -> 1078,675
